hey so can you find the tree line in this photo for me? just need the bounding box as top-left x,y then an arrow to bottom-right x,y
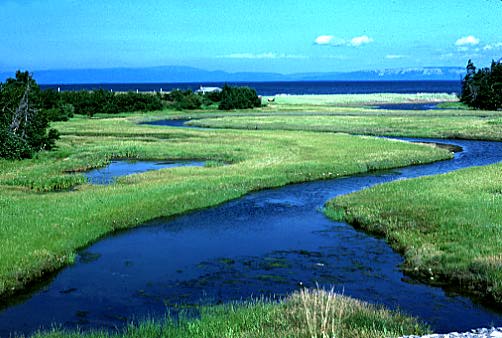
162,84 -> 261,110
49,84 -> 261,115
1,71 -> 263,159
461,59 -> 502,110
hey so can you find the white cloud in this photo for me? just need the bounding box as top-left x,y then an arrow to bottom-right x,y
314,35 -> 346,46
483,42 -> 502,50
222,52 -> 305,59
350,35 -> 373,47
315,34 -> 373,47
455,35 -> 480,46
385,54 -> 407,59
315,35 -> 334,45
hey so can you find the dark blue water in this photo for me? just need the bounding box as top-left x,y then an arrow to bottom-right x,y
1,134 -> 502,337
375,103 -> 442,110
40,81 -> 461,96
138,119 -> 199,128
84,160 -> 205,185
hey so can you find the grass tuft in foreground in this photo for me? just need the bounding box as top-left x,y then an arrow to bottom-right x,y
326,163 -> 502,303
28,289 -> 429,338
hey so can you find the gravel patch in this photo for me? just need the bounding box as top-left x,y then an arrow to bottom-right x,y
402,327 -> 502,338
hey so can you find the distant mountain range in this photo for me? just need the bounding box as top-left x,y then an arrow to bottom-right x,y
294,67 -> 465,81
0,66 -> 465,84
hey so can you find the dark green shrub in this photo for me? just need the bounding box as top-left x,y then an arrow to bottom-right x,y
165,89 -> 203,110
43,103 -> 74,122
176,93 -> 203,110
114,92 -> 163,112
60,103 -> 75,120
60,91 -> 96,116
39,88 -> 61,109
58,90 -> 162,116
165,89 -> 189,103
461,59 -> 502,110
204,90 -> 222,103
218,85 -> 261,110
0,71 -> 59,159
0,126 -> 32,159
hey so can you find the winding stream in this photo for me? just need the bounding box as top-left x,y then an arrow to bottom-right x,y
1,121 -> 502,337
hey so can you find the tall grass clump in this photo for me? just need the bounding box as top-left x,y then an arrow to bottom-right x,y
285,288 -> 429,338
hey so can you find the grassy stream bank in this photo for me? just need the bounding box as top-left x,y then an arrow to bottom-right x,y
326,162 -> 502,304
3,94 -> 500,337
183,97 -> 502,309
0,111 -> 450,300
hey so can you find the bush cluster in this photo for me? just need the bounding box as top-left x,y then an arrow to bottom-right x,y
59,90 -> 163,117
164,89 -> 203,110
461,59 -> 502,110
218,85 -> 261,110
163,89 -> 226,110
0,71 -> 59,159
39,89 -> 74,121
204,90 -> 222,103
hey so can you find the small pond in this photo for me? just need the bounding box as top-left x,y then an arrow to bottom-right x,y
84,160 -> 205,184
140,119 -> 198,128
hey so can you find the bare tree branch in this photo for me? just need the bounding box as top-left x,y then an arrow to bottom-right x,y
10,80 -> 37,139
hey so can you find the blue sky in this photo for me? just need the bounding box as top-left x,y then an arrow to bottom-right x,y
1,0 -> 501,73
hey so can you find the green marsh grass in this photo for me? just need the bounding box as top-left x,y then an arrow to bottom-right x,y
436,101 -> 471,109
326,163 -> 502,303
28,289 -> 429,338
269,93 -> 457,106
188,114 -> 502,141
2,95 -> 484,336
167,106 -> 502,120
0,112 -> 451,298
87,93 -> 499,122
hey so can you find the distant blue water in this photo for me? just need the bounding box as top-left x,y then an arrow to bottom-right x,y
40,81 -> 461,96
375,103 -> 442,110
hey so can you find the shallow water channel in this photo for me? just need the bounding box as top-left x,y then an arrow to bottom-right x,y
1,124 -> 502,336
374,102 -> 442,110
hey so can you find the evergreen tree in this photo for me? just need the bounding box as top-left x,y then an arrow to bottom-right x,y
460,60 -> 502,110
491,60 -> 502,109
0,71 -> 59,159
460,59 -> 476,105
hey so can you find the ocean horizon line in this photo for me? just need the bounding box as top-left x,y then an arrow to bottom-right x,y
40,80 -> 461,96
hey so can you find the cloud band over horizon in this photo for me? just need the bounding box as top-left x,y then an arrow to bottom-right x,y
314,35 -> 374,47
